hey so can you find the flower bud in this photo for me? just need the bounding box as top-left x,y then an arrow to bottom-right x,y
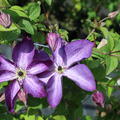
0,12 -> 12,28
92,91 -> 105,108
46,32 -> 60,51
108,11 -> 119,18
18,89 -> 27,106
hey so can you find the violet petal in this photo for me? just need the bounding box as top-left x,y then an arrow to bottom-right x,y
12,38 -> 35,69
23,75 -> 47,98
33,50 -> 51,62
65,40 -> 94,67
0,56 -> 16,72
64,64 -> 96,91
38,71 -> 54,84
0,70 -> 16,82
53,40 -> 66,66
47,73 -> 62,108
27,60 -> 52,75
5,80 -> 20,112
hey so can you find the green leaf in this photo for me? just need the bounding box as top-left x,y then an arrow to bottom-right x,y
100,27 -> 114,51
9,9 -> 28,18
45,0 -> 52,6
10,5 -> 25,11
53,115 -> 66,120
0,23 -> 18,31
19,19 -> 34,35
0,29 -> 21,44
37,117 -> 44,120
85,115 -> 92,120
111,33 -> 120,51
28,3 -> 41,20
58,29 -> 69,41
74,107 -> 82,120
107,80 -> 116,97
105,56 -> 118,75
20,115 -> 35,120
92,48 -> 106,59
0,0 -> 10,8
0,81 -> 8,89
32,32 -> 45,43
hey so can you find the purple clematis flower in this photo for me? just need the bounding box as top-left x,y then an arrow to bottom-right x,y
42,33 -> 96,108
0,37 -> 51,112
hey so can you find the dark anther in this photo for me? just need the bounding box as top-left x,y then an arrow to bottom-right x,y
18,71 -> 24,76
58,66 -> 62,71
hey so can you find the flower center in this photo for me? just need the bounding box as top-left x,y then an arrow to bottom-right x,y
16,69 -> 26,80
18,71 -> 24,77
57,66 -> 64,74
58,66 -> 63,71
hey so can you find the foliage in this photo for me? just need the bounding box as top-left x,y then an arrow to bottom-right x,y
0,0 -> 120,120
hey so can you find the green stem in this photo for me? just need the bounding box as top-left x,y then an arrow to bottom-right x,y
97,82 -> 120,89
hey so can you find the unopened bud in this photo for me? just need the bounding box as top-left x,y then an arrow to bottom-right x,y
108,11 -> 119,18
0,12 -> 12,28
18,89 -> 27,106
92,91 -> 105,108
46,32 -> 60,51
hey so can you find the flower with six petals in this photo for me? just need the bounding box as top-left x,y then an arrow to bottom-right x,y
40,33 -> 96,108
0,37 -> 52,112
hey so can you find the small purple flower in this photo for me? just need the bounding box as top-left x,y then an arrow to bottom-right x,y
92,91 -> 104,107
0,12 -> 12,28
41,33 -> 96,108
0,37 -> 51,112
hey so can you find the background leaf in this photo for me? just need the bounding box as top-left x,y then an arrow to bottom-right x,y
18,19 -> 34,35
28,3 -> 41,20
105,56 -> 118,75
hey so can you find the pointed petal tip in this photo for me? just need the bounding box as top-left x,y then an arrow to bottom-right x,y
64,64 -> 96,92
65,39 -> 95,66
49,102 -> 58,108
88,85 -> 96,92
9,108 -> 15,113
47,74 -> 62,108
12,37 -> 35,69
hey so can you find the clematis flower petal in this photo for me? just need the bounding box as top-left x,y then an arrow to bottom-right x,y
65,40 -> 94,67
0,56 -> 16,72
5,80 -> 20,112
64,64 -> 96,91
53,39 -> 66,66
47,73 -> 62,108
33,50 -> 51,62
38,71 -> 54,84
27,61 -> 50,75
23,75 -> 47,98
0,71 -> 16,82
12,37 -> 35,69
